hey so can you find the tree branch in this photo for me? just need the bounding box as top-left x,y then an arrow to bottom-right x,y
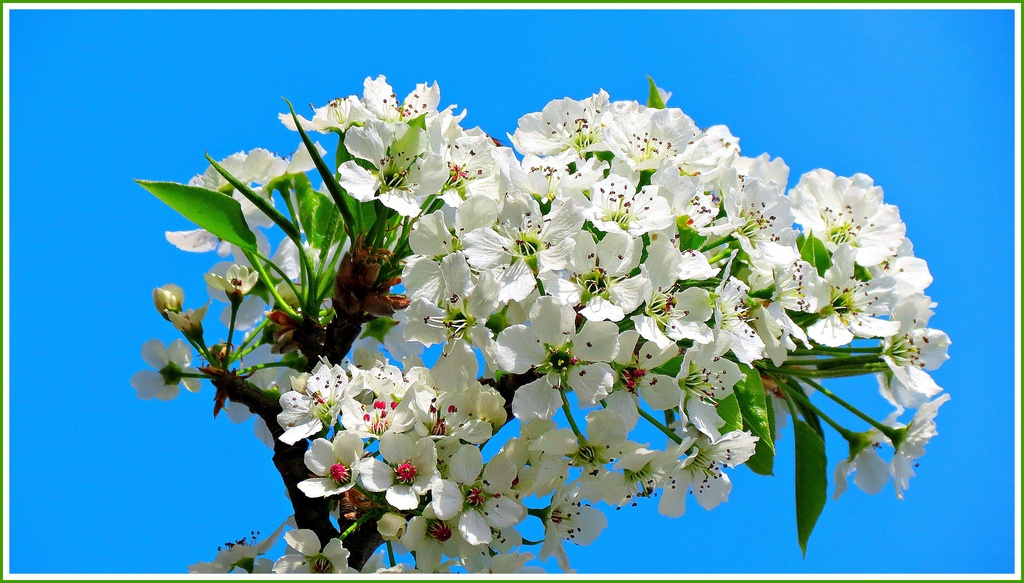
206,370 -> 339,552
208,324 -> 542,571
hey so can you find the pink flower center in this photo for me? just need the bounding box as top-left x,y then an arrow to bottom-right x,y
329,463 -> 350,484
621,367 -> 647,393
427,520 -> 452,542
311,556 -> 333,573
430,419 -> 448,437
395,462 -> 417,484
466,487 -> 487,507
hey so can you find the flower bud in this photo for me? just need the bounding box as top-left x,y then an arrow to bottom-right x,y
289,372 -> 310,393
166,302 -> 209,340
153,284 -> 184,320
377,512 -> 407,541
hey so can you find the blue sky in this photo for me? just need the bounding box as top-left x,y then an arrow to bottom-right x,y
6,7 -> 1018,575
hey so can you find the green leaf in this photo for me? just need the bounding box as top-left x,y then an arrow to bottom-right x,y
646,76 -> 667,109
676,225 -> 707,251
297,185 -> 342,249
205,153 -> 303,245
137,180 -> 257,252
716,393 -> 742,434
736,365 -> 775,476
746,391 -> 777,476
651,355 -> 683,377
799,233 -> 832,277
229,557 -> 255,574
407,112 -> 428,131
336,131 -> 355,171
795,419 -> 828,557
361,316 -> 398,343
853,263 -> 873,282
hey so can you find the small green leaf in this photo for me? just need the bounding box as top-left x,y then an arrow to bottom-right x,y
651,355 -> 683,377
407,112 -> 428,131
853,263 -> 873,282
795,419 -> 828,557
748,284 -> 776,301
485,309 -> 511,335
646,76 -> 667,109
229,557 -> 255,574
137,180 -> 257,252
736,365 -> 775,476
361,316 -> 398,343
716,393 -> 742,434
676,225 -> 707,251
799,233 -> 832,277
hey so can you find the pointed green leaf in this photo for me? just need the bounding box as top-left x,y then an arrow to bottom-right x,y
795,419 -> 828,557
676,225 -> 707,251
646,76 -> 667,109
137,180 -> 257,252
205,153 -> 302,245
736,365 -> 775,475
745,390 -> 776,476
361,316 -> 398,343
406,112 -> 428,132
297,184 -> 342,250
652,355 -> 683,377
716,393 -> 742,434
799,233 -> 832,277
853,263 -> 873,282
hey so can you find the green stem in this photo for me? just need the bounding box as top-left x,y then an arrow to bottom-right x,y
186,335 -> 215,364
637,406 -> 683,444
777,381 -> 856,441
707,249 -> 733,264
799,377 -> 901,443
790,345 -> 882,356
225,298 -> 240,362
386,540 -> 396,568
254,250 -> 304,306
699,234 -> 734,252
243,251 -> 300,320
814,354 -> 885,370
527,506 -> 550,520
759,363 -> 889,379
558,388 -> 583,438
782,354 -> 885,369
235,361 -> 298,375
233,318 -> 269,358
338,510 -> 376,541
178,371 -> 211,379
678,278 -> 721,289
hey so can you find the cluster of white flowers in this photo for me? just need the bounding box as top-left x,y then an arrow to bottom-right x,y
137,76 -> 950,574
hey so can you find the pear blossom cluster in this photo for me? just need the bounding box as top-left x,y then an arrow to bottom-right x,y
135,76 -> 951,573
